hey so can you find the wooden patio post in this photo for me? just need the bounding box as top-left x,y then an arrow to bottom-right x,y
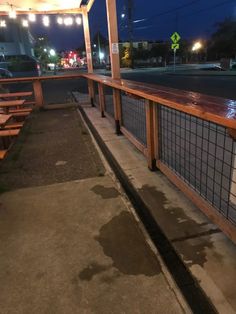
33,80 -> 44,108
145,100 -> 156,170
82,6 -> 95,106
106,0 -> 122,134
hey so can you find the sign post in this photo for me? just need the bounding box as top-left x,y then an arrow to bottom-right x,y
170,32 -> 181,72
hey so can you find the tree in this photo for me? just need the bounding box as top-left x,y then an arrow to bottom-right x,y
150,42 -> 170,62
34,36 -> 50,71
208,18 -> 236,59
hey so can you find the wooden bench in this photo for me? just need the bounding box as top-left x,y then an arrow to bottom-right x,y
0,92 -> 33,99
12,112 -> 30,117
0,100 -> 25,114
0,114 -> 12,128
0,150 -> 7,160
4,122 -> 24,130
0,129 -> 20,137
9,108 -> 32,114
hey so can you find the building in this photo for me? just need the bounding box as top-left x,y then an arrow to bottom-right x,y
0,19 -> 35,57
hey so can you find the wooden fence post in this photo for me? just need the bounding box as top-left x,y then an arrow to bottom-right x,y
98,83 -> 105,117
145,99 -> 156,170
113,89 -> 122,135
33,80 -> 44,108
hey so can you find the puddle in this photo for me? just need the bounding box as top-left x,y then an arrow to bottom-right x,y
91,185 -> 120,199
95,211 -> 160,276
79,262 -> 110,281
138,184 -> 221,267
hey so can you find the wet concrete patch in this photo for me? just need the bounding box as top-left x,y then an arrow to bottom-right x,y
91,185 -> 120,199
78,262 -> 110,281
138,184 -> 221,267
95,211 -> 161,276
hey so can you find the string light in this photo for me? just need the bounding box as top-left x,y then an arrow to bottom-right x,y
57,17 -> 63,25
22,19 -> 29,27
75,16 -> 82,25
0,20 -> 6,28
9,5 -> 16,19
42,15 -> 50,27
64,17 -> 73,26
28,12 -> 36,22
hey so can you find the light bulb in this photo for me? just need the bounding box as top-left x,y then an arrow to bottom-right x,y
42,15 -> 50,27
57,17 -> 63,25
76,16 -> 82,25
28,13 -> 36,22
22,19 -> 29,27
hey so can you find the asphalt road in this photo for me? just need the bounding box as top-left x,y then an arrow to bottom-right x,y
120,69 -> 236,100
6,68 -> 236,102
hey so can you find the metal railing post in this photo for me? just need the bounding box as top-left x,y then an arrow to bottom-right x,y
33,80 -> 44,108
145,99 -> 156,171
98,83 -> 105,117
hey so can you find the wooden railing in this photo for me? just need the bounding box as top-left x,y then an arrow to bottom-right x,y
0,74 -> 84,107
83,73 -> 236,244
0,73 -> 236,243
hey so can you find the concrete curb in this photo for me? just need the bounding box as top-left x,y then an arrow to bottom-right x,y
77,104 -> 217,314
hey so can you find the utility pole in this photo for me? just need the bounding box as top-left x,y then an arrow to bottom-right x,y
97,31 -> 101,64
127,0 -> 134,68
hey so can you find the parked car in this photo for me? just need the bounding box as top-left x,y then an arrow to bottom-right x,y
0,68 -> 13,78
0,55 -> 41,77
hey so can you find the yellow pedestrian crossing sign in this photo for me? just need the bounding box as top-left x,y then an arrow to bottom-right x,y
171,32 -> 181,44
171,43 -> 180,50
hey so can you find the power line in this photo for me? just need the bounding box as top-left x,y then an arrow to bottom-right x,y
132,0 -> 235,31
182,0 -> 236,18
133,0 -> 201,24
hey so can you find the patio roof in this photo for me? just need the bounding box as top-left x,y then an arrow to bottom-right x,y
0,0 -> 94,15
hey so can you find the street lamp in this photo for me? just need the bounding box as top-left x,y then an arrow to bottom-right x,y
121,13 -> 125,18
192,41 -> 202,52
49,49 -> 57,74
49,49 -> 56,56
99,52 -> 105,61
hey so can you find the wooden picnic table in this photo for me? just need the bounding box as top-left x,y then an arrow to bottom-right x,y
0,92 -> 32,99
0,100 -> 25,114
0,114 -> 12,127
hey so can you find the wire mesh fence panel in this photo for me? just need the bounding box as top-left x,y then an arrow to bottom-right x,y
121,92 -> 147,146
104,86 -> 114,118
158,105 -> 236,225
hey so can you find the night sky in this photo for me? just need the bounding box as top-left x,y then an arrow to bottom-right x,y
31,0 -> 236,51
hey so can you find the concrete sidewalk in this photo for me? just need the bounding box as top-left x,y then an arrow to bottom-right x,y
0,108 -> 188,314
79,104 -> 236,314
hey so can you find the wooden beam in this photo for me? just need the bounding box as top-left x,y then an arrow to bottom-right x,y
98,83 -> 105,117
145,100 -> 156,170
82,6 -> 94,104
33,80 -> 44,108
106,0 -> 121,79
113,89 -> 122,134
82,73 -> 236,129
86,0 -> 95,12
82,7 -> 93,74
0,8 -> 83,15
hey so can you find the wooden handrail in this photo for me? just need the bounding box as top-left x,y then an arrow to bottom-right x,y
0,74 -> 84,84
83,73 -> 236,129
0,72 -> 235,129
